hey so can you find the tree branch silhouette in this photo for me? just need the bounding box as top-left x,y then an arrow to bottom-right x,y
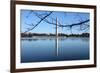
24,11 -> 53,33
24,11 -> 89,34
33,12 -> 89,28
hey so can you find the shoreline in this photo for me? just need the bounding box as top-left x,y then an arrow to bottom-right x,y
21,36 -> 89,40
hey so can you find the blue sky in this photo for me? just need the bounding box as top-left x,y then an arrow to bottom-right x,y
21,10 -> 90,34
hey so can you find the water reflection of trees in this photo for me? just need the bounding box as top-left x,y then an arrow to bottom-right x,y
21,37 -> 89,42
81,37 -> 89,42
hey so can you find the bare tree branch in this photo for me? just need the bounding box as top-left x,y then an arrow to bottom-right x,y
33,12 -> 89,28
25,11 -> 89,34
24,12 -> 53,33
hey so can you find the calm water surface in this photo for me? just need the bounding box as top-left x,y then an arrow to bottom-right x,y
21,37 -> 89,63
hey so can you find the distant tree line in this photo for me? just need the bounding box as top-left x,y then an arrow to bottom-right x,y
21,33 -> 89,37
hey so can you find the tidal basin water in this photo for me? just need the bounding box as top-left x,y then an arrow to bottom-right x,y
21,37 -> 89,63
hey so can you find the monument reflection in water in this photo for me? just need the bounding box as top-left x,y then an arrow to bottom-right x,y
21,37 -> 89,63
